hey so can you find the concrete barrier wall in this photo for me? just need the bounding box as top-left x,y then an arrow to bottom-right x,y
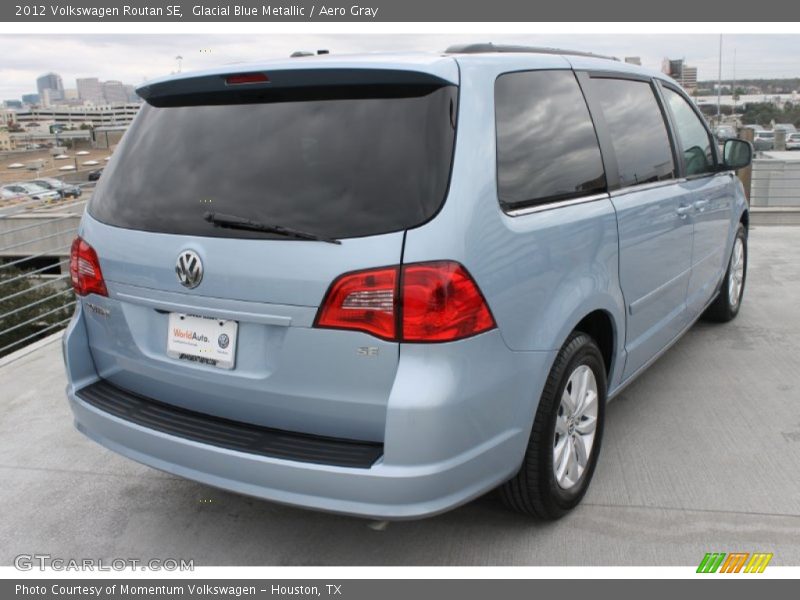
0,209 -> 82,258
751,158 -> 800,207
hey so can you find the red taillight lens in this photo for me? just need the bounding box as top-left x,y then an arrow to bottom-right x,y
401,261 -> 495,342
225,72 -> 270,85
315,261 -> 495,343
69,237 -> 107,297
315,266 -> 398,340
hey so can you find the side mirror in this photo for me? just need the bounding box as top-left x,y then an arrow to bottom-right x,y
722,139 -> 753,170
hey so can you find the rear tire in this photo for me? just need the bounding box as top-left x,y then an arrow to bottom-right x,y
702,223 -> 747,323
500,332 -> 606,519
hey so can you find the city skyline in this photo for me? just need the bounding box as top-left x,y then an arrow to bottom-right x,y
2,33 -> 800,100
11,72 -> 139,106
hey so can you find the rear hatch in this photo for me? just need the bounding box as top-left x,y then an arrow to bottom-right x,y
80,62 -> 459,442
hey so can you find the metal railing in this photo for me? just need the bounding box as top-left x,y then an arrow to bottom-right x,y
0,184 -> 93,357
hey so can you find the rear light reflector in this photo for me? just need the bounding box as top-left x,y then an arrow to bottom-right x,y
70,237 -> 108,297
225,72 -> 270,85
315,267 -> 398,340
315,261 -> 495,343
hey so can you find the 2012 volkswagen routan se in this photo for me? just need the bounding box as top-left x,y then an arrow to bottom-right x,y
63,44 -> 753,520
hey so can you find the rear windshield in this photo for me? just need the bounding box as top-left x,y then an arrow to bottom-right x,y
89,84 -> 457,240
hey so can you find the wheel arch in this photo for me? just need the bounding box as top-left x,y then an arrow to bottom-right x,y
547,300 -> 625,390
573,309 -> 616,380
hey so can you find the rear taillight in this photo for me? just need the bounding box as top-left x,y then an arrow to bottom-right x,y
401,262 -> 496,342
315,261 -> 495,342
69,237 -> 107,297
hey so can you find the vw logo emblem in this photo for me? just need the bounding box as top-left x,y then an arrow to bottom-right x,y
175,250 -> 203,289
218,333 -> 230,349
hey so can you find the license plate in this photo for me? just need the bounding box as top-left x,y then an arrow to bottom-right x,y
167,313 -> 238,370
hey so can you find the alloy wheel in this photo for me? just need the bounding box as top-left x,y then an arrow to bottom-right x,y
553,364 -> 598,490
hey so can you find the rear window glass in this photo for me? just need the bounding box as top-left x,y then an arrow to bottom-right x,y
495,70 -> 606,209
589,78 -> 676,188
89,84 -> 457,240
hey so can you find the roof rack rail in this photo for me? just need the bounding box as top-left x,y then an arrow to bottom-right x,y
444,43 -> 620,62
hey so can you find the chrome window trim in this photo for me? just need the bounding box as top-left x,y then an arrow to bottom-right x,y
505,192 -> 610,217
609,178 -> 686,198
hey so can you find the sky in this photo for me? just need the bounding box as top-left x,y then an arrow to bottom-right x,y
2,33 -> 800,100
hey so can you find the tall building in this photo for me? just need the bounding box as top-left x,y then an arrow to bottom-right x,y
21,93 -> 40,105
661,58 -> 698,90
36,72 -> 64,104
102,80 -> 128,104
77,77 -> 104,104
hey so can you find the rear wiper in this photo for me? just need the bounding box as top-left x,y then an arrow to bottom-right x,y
204,212 -> 341,245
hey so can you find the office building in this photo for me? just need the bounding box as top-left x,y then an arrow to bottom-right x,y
102,80 -> 128,104
661,58 -> 698,90
36,72 -> 64,104
77,77 -> 105,104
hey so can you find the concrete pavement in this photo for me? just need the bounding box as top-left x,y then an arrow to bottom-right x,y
1,226 -> 799,566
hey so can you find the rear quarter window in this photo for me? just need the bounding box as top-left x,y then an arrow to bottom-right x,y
494,70 -> 606,211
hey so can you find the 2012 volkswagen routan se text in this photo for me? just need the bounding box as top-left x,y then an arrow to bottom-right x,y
63,44 -> 753,520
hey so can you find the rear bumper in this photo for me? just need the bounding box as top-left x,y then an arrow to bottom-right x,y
69,389 -> 523,519
63,305 -> 555,519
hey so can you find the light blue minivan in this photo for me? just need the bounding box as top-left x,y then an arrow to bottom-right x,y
63,44 -> 752,520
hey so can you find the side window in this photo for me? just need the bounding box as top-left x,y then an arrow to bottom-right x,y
589,78 -> 675,188
495,70 -> 606,210
662,87 -> 716,176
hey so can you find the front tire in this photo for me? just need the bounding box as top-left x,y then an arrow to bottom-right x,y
500,332 -> 606,519
702,223 -> 747,323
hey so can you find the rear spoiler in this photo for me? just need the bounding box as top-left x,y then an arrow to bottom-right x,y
137,68 -> 456,107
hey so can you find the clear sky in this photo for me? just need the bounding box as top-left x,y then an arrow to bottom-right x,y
2,33 -> 799,100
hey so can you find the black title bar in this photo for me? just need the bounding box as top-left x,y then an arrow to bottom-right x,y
3,0 -> 800,22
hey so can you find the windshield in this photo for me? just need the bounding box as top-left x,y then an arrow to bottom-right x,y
89,83 -> 458,240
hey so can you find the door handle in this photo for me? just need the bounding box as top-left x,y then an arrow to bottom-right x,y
693,199 -> 709,212
676,204 -> 692,218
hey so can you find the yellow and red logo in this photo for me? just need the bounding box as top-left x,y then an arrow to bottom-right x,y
697,552 -> 773,573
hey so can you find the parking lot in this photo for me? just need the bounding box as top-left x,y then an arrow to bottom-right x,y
1,226 -> 799,566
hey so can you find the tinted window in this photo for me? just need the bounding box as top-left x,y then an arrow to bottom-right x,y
590,78 -> 675,187
89,85 -> 457,240
662,87 -> 716,176
495,70 -> 606,209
